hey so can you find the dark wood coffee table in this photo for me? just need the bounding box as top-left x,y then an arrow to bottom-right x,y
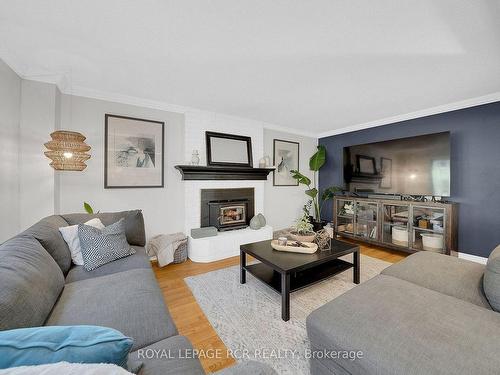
240,239 -> 360,321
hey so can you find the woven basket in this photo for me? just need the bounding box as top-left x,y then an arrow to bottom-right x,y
173,240 -> 188,264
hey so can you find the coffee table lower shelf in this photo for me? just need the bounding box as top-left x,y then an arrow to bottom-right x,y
240,239 -> 360,321
244,259 -> 353,294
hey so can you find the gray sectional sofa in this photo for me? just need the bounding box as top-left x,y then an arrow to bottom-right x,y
307,250 -> 500,375
0,210 -> 274,375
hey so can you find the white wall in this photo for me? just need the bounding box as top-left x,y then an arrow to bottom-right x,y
57,94 -> 185,239
183,111 -> 266,233
18,80 -> 59,230
0,57 -> 319,242
0,59 -> 21,242
264,129 -> 318,230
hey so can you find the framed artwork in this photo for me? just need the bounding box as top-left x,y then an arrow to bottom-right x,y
273,139 -> 299,186
205,131 -> 253,167
104,114 -> 164,188
380,157 -> 392,189
356,155 -> 377,175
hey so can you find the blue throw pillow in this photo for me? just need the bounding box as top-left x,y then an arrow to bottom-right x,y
0,325 -> 133,369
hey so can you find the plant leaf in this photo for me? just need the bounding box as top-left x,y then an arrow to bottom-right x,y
309,145 -> 326,171
321,186 -> 343,201
305,188 -> 318,199
83,202 -> 94,214
290,170 -> 311,186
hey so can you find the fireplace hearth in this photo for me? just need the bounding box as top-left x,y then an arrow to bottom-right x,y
201,188 -> 254,231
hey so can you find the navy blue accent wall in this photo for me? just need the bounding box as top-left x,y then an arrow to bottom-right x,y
319,101 -> 500,258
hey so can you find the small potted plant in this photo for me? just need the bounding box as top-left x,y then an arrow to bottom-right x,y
290,203 -> 316,242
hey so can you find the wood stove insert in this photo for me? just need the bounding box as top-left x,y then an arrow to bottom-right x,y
201,188 -> 254,231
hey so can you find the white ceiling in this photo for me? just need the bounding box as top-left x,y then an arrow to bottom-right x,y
1,0 -> 500,136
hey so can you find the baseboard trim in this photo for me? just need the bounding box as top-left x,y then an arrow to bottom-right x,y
458,253 -> 487,264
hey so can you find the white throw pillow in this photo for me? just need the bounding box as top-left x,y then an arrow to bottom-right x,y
59,218 -> 105,265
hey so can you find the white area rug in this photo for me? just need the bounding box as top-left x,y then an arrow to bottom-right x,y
185,254 -> 391,374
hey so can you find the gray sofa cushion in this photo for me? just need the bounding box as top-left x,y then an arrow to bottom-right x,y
46,268 -> 177,351
382,251 -> 491,309
306,274 -> 500,375
22,215 -> 72,274
0,235 -> 64,330
65,246 -> 151,283
128,335 -> 204,375
62,210 -> 146,247
484,245 -> 500,312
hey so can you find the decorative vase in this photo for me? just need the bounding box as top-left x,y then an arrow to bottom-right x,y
259,155 -> 271,168
256,213 -> 266,227
191,150 -> 200,165
290,231 -> 316,243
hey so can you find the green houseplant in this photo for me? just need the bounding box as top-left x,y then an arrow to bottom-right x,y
291,145 -> 342,231
290,202 -> 316,242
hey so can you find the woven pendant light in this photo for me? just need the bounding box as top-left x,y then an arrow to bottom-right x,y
44,130 -> 91,171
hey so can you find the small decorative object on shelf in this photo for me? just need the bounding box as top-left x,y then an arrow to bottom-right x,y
256,213 -> 266,226
340,202 -> 354,216
249,215 -> 262,230
191,150 -> 200,165
259,155 -> 271,168
315,229 -> 331,251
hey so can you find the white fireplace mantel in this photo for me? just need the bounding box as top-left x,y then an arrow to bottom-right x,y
182,111 -> 272,263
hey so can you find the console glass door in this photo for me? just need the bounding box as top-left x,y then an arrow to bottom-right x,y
411,206 -> 446,253
336,199 -> 355,235
354,201 -> 378,240
382,204 -> 410,248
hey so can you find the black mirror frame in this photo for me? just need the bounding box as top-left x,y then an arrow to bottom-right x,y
205,131 -> 253,168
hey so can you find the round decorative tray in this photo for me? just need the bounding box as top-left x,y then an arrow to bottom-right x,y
270,240 -> 318,254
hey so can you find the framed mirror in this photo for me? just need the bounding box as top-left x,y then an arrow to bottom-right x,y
356,154 -> 377,175
206,131 -> 253,167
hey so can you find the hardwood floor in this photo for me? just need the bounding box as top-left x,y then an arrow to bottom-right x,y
152,241 -> 407,373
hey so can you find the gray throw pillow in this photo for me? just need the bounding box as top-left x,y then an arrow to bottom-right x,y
483,245 -> 500,312
78,219 -> 135,271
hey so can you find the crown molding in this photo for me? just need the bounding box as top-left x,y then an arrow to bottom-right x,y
0,50 -> 29,78
18,74 -> 318,138
67,85 -> 195,114
5,56 -> 498,141
318,91 -> 500,139
261,121 -> 318,138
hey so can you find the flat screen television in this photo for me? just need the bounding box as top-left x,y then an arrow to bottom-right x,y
343,132 -> 450,197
